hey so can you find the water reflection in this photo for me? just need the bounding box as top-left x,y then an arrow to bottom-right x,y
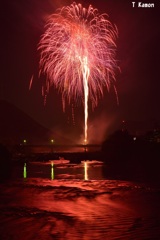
1,160 -> 160,239
51,162 -> 54,180
21,160 -> 103,180
84,161 -> 88,180
23,163 -> 27,179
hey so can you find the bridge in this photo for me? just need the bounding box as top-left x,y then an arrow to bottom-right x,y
18,144 -> 101,154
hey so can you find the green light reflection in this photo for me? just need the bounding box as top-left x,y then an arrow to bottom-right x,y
23,163 -> 27,179
51,162 -> 54,180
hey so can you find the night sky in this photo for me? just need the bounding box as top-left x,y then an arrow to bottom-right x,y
1,0 -> 160,142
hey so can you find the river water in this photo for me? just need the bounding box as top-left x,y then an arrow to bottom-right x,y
0,160 -> 160,239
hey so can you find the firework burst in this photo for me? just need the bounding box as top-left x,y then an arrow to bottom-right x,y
38,2 -> 118,142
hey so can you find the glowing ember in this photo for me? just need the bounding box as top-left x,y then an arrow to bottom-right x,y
38,2 -> 118,142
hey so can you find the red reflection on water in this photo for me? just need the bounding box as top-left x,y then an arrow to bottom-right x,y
1,163 -> 160,239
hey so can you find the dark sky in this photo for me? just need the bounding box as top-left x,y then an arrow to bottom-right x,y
1,0 -> 160,141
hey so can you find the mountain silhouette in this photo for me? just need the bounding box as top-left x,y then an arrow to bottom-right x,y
0,100 -> 52,144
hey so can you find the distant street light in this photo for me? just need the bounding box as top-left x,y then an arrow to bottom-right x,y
50,139 -> 54,144
50,139 -> 54,153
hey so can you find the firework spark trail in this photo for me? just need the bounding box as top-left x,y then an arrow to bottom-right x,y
38,2 -> 118,143
82,56 -> 90,143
